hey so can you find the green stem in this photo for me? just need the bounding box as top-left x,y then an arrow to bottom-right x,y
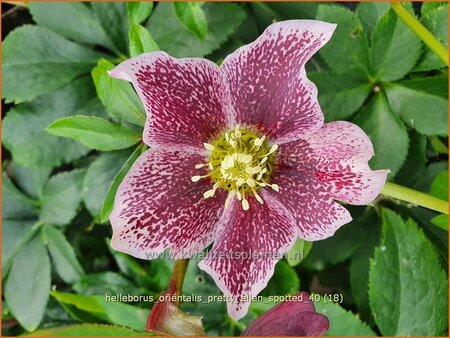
166,259 -> 189,307
381,181 -> 448,215
391,2 -> 448,65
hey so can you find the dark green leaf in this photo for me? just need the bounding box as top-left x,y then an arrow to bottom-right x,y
25,324 -> 154,336
107,240 -> 153,287
316,4 -> 370,74
261,260 -> 300,296
353,94 -> 409,176
148,3 -> 246,57
29,2 -> 114,51
5,236 -> 51,331
92,58 -> 146,126
314,297 -> 376,336
10,164 -> 51,200
395,131 -> 427,188
385,77 -> 448,136
42,224 -> 85,284
309,71 -> 371,121
416,4 -> 448,71
46,116 -> 141,151
2,220 -> 38,279
128,2 -> 154,25
51,292 -> 149,331
129,24 -> 160,57
100,144 -> 145,223
92,2 -> 129,55
2,77 -> 95,168
2,172 -> 38,221
369,209 -> 448,335
83,151 -> 131,219
174,2 -> 208,40
73,272 -> 143,296
356,2 -> 390,37
2,25 -> 103,103
349,210 -> 380,324
302,208 -> 368,270
264,2 -> 318,19
370,7 -> 422,81
40,169 -> 85,226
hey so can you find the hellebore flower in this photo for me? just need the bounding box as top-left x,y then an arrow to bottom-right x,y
242,292 -> 329,336
109,20 -> 388,320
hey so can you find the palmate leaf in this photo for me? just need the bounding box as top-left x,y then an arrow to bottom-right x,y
39,169 -> 85,226
385,77 -> 448,136
10,164 -> 51,200
42,224 -> 85,284
5,236 -> 51,332
369,209 -> 448,336
353,93 -> 409,176
2,77 -> 97,168
2,26 -> 104,103
92,2 -> 129,56
2,220 -> 38,279
355,2 -> 389,38
316,4 -> 370,74
370,6 -> 422,82
309,70 -> 372,121
29,2 -> 115,52
147,2 -> 246,57
83,150 -> 131,219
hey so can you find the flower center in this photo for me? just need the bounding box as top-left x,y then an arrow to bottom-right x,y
191,125 -> 279,211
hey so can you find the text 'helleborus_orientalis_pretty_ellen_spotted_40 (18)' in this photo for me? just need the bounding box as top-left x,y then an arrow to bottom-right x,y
107,20 -> 389,320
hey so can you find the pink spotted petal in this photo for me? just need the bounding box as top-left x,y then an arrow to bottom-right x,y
198,193 -> 297,320
109,52 -> 233,152
110,148 -> 226,259
269,168 -> 352,241
221,20 -> 336,144
242,292 -> 329,336
279,121 -> 389,205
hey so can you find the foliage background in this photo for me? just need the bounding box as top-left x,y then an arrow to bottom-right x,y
1,1 -> 448,336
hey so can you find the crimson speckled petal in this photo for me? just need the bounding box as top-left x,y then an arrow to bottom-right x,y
109,52 -> 234,152
221,20 -> 336,144
268,168 -> 352,241
110,148 -> 227,259
278,121 -> 389,205
242,292 -> 329,336
198,193 -> 297,320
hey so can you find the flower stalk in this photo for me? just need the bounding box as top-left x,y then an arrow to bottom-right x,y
166,259 -> 189,306
391,2 -> 449,65
381,181 -> 448,215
